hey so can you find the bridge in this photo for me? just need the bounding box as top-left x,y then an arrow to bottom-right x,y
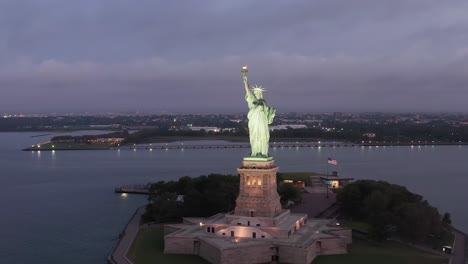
25,141 -> 468,152
116,143 -> 357,150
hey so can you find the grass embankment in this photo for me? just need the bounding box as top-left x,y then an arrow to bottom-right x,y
127,227 -> 209,264
348,221 -> 372,233
313,239 -> 448,264
346,221 -> 454,251
278,172 -> 321,187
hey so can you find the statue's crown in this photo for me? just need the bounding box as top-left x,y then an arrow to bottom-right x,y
252,85 -> 266,92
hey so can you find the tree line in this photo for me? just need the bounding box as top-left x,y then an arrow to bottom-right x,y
337,180 -> 452,248
143,174 -> 302,223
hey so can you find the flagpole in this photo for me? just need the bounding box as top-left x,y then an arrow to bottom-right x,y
326,158 -> 329,198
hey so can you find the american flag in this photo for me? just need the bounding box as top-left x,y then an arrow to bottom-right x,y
327,158 -> 338,166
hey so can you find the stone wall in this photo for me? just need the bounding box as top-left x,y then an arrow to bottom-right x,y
163,225 -> 182,236
164,236 -> 196,255
225,209 -> 293,227
235,162 -> 282,218
278,245 -> 309,264
220,244 -> 275,264
318,238 -> 348,255
199,240 -> 221,264
218,225 -> 272,239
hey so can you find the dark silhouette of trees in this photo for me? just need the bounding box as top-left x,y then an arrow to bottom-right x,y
442,212 -> 452,225
337,180 -> 451,246
145,174 -> 240,223
278,183 -> 303,205
144,173 -> 304,223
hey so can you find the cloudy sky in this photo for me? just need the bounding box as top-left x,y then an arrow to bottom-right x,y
1,0 -> 468,113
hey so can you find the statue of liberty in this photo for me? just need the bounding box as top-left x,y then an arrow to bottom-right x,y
241,66 -> 276,158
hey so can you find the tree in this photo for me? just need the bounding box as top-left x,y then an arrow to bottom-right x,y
148,193 -> 183,223
278,183 -> 302,205
337,183 -> 362,219
337,180 -> 446,245
146,174 -> 240,222
442,212 -> 452,225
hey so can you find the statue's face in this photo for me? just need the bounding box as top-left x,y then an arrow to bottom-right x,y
254,90 -> 263,98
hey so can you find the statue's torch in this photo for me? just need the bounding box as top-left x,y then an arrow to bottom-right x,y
241,65 -> 248,74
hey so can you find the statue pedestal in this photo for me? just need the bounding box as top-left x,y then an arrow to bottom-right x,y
243,156 -> 273,162
234,159 -> 282,218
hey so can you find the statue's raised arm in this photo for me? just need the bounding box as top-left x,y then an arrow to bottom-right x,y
241,66 -> 253,98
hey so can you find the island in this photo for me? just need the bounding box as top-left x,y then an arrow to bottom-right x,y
111,173 -> 459,264
23,131 -> 127,151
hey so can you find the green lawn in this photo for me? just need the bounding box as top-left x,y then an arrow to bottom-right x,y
312,239 -> 448,264
344,221 -> 454,252
348,221 -> 371,233
126,227 -> 209,264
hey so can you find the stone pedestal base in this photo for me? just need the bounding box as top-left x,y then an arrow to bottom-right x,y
234,159 -> 282,218
164,157 -> 352,264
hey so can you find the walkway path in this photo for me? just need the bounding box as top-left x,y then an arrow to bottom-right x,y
291,178 -> 337,218
451,230 -> 466,264
108,207 -> 145,264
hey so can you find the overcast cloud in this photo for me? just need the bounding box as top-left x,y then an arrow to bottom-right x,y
1,0 -> 468,113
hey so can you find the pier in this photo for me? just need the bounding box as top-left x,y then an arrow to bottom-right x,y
115,184 -> 151,195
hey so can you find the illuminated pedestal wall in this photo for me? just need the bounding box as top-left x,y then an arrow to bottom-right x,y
234,160 -> 282,218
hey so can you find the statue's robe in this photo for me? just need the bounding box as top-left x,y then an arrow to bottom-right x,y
246,93 -> 275,157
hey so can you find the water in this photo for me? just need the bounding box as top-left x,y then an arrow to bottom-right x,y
0,133 -> 467,264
